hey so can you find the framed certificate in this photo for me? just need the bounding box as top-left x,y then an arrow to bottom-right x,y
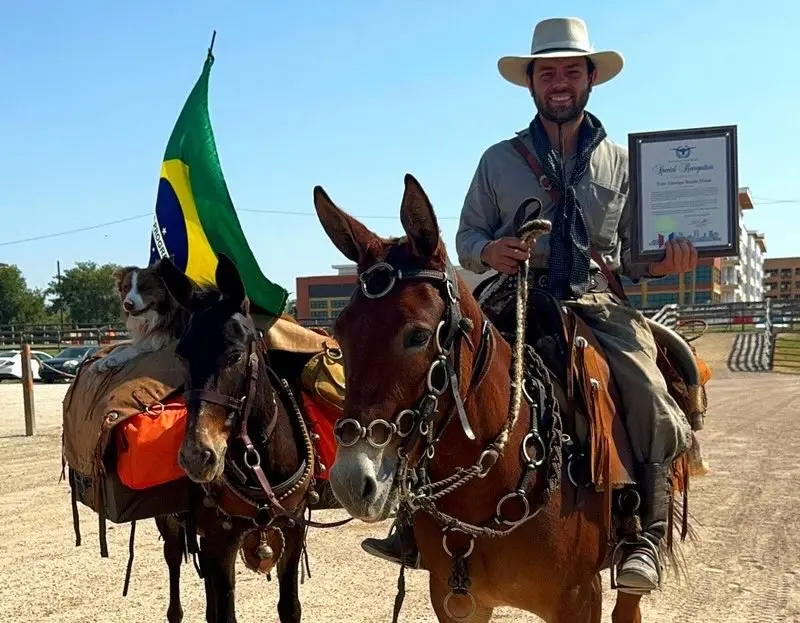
628,125 -> 739,263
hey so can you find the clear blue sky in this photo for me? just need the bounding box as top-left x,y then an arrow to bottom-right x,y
2,1 -> 798,297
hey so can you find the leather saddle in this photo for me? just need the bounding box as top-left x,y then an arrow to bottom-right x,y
472,271 -> 708,496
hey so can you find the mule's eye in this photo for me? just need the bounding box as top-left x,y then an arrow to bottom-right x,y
227,353 -> 243,366
404,327 -> 432,349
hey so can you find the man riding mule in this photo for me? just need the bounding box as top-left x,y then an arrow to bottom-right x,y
359,17 -> 697,596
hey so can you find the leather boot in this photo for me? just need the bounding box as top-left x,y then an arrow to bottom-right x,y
615,463 -> 671,594
360,520 -> 422,569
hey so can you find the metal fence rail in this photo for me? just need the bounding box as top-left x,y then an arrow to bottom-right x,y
3,301 -> 799,348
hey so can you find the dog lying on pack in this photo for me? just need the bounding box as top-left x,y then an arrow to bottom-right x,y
92,260 -> 189,373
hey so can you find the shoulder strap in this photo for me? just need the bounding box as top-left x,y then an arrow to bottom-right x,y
509,136 -> 629,303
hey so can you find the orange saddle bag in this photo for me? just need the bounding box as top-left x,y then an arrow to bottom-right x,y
115,396 -> 188,490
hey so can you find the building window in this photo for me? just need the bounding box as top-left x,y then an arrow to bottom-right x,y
330,298 -> 349,309
646,293 -> 679,307
310,310 -> 329,320
310,299 -> 328,310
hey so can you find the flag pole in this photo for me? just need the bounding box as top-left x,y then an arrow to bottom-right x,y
208,30 -> 217,59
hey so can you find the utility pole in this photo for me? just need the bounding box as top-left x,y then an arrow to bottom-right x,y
57,260 -> 64,347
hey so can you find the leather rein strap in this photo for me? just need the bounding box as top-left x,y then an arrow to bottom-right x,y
509,137 -> 630,303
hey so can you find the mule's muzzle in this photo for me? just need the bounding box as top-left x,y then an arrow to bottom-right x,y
179,440 -> 226,483
328,445 -> 398,522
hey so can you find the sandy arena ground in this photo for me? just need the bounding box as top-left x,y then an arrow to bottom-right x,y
0,335 -> 798,622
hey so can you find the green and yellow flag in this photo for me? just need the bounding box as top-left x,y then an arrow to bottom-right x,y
149,37 -> 288,324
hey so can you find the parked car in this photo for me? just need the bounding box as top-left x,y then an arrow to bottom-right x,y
38,345 -> 100,383
0,349 -> 53,381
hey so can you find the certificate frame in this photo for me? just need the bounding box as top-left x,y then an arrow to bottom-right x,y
628,124 -> 739,263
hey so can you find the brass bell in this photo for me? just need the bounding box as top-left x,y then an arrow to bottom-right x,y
308,490 -> 320,505
311,432 -> 320,442
318,463 -> 326,473
257,543 -> 274,560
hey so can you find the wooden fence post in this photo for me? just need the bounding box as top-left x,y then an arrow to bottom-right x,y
21,343 -> 35,436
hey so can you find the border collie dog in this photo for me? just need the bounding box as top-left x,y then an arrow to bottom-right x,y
93,260 -> 189,373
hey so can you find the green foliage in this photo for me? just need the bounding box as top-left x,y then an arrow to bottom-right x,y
0,264 -> 54,324
46,261 -> 122,324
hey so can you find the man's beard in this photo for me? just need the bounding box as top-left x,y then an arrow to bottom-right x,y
533,86 -> 591,123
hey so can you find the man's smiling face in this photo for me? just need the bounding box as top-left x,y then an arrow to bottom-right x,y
528,57 -> 596,123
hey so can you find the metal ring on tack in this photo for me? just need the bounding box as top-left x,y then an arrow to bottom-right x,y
521,431 -> 546,468
366,419 -> 395,449
567,455 -> 590,489
521,379 -> 536,406
325,346 -> 343,360
244,448 -> 261,468
394,409 -> 416,438
477,448 -> 499,478
359,262 -> 396,299
496,490 -> 530,527
441,528 -> 475,558
333,418 -> 364,447
445,280 -> 458,303
443,590 -> 477,621
434,319 -> 447,354
427,357 -> 449,396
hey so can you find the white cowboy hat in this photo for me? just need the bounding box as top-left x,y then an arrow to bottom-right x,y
497,17 -> 624,88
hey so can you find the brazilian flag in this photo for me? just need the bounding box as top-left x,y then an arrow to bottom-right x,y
149,37 -> 288,326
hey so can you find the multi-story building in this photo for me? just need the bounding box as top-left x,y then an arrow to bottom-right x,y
622,257 -> 723,309
296,264 -> 490,325
295,264 -> 358,324
763,257 -> 800,301
719,188 -> 767,303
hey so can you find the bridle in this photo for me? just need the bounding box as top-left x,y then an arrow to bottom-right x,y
333,253 -> 564,622
332,259 -> 495,466
183,335 -> 351,530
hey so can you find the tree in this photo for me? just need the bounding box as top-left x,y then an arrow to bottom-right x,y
285,297 -> 297,318
0,264 -> 51,324
47,261 -> 122,324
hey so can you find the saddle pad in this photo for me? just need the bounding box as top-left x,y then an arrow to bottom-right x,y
114,397 -> 188,490
301,392 -> 339,480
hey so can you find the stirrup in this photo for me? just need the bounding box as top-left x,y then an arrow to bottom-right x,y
610,537 -> 663,595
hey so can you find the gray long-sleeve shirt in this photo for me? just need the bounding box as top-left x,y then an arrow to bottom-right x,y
455,125 -> 654,283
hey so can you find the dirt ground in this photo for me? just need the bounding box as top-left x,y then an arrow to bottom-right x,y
1,335 -> 798,622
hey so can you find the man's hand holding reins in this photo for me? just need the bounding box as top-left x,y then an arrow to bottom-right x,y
481,237 -> 531,275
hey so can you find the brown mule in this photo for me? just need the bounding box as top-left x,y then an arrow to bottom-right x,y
312,174 -> 695,622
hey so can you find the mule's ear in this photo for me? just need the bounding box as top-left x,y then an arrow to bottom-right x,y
215,254 -> 247,309
313,185 -> 378,263
399,173 -> 440,259
159,258 -> 194,309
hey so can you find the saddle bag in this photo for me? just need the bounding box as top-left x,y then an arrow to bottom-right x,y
62,343 -> 191,557
300,341 -> 346,416
115,396 -> 188,490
